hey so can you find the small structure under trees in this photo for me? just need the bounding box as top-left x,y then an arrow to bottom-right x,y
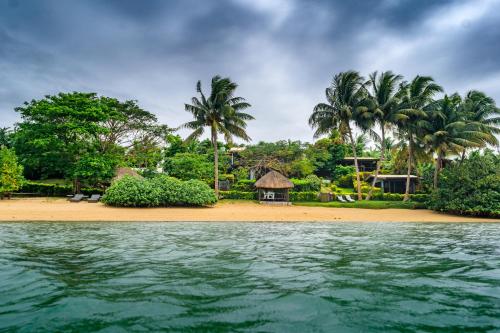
254,170 -> 294,204
367,174 -> 419,194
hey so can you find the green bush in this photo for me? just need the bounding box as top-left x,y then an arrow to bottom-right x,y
102,175 -> 217,207
289,191 -> 319,202
428,152 -> 499,218
291,175 -> 322,192
337,173 -> 354,188
219,190 -> 257,200
232,179 -> 256,191
102,176 -> 162,207
365,192 -> 429,202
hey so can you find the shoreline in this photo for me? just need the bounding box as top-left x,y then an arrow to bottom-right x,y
0,198 -> 498,223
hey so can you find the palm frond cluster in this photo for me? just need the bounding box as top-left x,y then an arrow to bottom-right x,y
310,71 -> 499,201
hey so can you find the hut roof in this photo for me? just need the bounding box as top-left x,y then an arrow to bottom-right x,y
255,170 -> 294,189
113,167 -> 143,182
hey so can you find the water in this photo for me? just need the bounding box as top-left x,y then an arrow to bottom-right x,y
0,222 -> 499,333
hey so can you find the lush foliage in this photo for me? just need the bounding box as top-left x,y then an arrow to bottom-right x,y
102,175 -> 217,207
428,152 -> 499,217
0,147 -> 25,196
19,182 -> 104,196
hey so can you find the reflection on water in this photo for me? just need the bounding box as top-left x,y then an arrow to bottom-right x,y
0,222 -> 499,332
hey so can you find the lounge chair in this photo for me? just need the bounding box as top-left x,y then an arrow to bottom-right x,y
345,195 -> 356,203
337,195 -> 348,203
68,194 -> 84,203
87,194 -> 101,203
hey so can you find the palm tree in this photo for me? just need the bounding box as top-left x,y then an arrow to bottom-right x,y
309,71 -> 369,200
365,71 -> 403,200
396,76 -> 443,201
424,94 -> 484,188
182,76 -> 253,196
458,90 -> 500,161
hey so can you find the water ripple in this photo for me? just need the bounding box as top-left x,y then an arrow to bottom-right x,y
0,222 -> 499,332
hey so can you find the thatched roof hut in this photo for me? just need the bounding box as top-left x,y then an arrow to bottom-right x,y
255,170 -> 294,189
255,170 -> 293,202
113,167 -> 143,182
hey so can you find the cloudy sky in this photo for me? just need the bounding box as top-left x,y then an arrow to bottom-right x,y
1,0 -> 499,142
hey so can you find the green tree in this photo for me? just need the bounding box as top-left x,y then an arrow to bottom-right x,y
0,128 -> 12,148
13,92 -> 110,179
0,147 -> 25,198
459,90 -> 500,161
424,94 -> 484,188
164,153 -> 214,183
71,153 -> 120,188
309,71 -> 370,200
182,76 -> 253,196
365,71 -> 403,200
396,76 -> 443,201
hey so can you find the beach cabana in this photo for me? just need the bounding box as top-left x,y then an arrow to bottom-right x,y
254,170 -> 294,203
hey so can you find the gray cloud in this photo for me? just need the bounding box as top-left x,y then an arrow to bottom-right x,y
1,0 -> 499,142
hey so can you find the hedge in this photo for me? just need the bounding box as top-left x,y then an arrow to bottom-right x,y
231,179 -> 256,192
19,182 -> 104,197
289,191 -> 319,202
363,193 -> 429,202
219,191 -> 257,200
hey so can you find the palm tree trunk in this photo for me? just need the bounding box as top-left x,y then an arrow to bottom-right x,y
348,127 -> 363,200
433,151 -> 442,189
211,127 -> 219,197
366,126 -> 385,200
403,135 -> 412,202
459,149 -> 466,165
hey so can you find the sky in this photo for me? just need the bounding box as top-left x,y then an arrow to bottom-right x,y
1,0 -> 500,143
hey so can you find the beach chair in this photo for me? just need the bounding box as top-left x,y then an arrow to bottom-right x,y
87,194 -> 101,203
68,194 -> 84,203
337,195 -> 347,203
345,195 -> 356,203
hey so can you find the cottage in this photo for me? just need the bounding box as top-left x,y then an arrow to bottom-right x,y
254,170 -> 294,203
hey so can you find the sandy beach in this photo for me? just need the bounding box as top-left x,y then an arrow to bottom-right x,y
0,198 -> 497,222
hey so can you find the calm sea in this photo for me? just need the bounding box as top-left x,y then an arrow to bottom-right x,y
1,222 -> 499,332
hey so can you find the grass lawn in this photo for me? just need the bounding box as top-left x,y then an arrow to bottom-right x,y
294,200 -> 426,209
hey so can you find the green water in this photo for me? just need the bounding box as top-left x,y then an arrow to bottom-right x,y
0,222 -> 499,332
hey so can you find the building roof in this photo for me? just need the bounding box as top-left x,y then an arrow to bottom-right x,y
343,157 -> 379,161
368,174 -> 419,180
255,170 -> 294,189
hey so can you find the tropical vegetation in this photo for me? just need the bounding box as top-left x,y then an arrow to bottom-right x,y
0,71 -> 498,216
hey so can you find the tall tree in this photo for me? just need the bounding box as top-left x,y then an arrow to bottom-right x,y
396,76 -> 443,201
459,90 -> 500,161
424,94 -> 484,188
0,147 -> 25,198
309,71 -> 369,200
365,71 -> 403,200
182,76 -> 253,196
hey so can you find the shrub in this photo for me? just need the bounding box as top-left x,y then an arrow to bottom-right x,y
102,175 -> 217,207
232,179 -> 256,191
428,152 -> 499,218
291,175 -> 322,192
289,191 -> 319,202
102,176 -> 161,207
178,179 -> 218,206
0,147 -> 25,196
337,173 -> 354,188
219,191 -> 257,200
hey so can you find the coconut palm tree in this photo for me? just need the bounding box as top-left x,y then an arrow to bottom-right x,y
309,71 -> 369,200
182,76 -> 253,196
458,90 -> 500,161
396,76 -> 443,201
424,94 -> 484,188
365,71 -> 403,200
